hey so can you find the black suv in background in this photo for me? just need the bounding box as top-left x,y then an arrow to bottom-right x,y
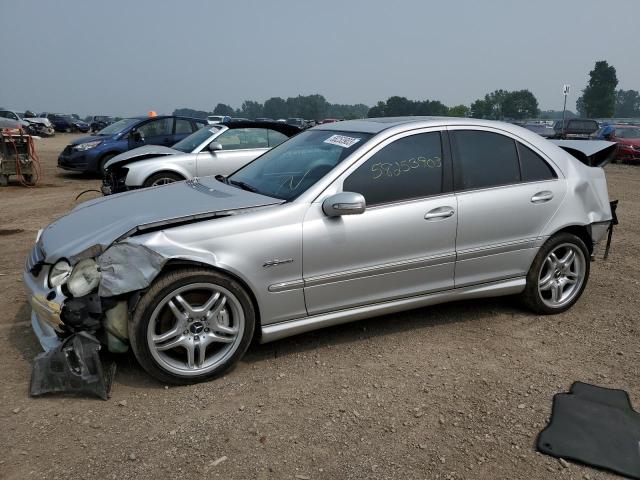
90,116 -> 114,132
552,118 -> 599,139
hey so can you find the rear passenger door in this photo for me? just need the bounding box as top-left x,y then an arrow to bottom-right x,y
450,127 -> 566,287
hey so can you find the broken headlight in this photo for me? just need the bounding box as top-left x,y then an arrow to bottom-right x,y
67,259 -> 101,297
48,260 -> 72,288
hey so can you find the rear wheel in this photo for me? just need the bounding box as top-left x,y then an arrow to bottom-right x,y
522,233 -> 590,314
129,268 -> 255,384
143,171 -> 184,188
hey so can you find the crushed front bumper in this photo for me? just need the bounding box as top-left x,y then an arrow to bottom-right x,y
23,263 -> 65,351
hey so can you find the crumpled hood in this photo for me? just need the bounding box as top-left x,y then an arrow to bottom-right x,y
25,117 -> 52,127
105,145 -> 180,169
38,178 -> 284,263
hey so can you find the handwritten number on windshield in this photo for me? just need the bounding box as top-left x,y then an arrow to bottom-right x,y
371,156 -> 441,179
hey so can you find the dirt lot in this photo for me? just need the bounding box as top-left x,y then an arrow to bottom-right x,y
0,133 -> 637,479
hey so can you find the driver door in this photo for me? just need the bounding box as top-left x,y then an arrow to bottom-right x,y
196,128 -> 269,177
302,130 -> 457,315
129,118 -> 174,148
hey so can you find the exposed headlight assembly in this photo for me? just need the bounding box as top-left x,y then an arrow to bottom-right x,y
73,140 -> 102,151
67,259 -> 101,297
48,260 -> 72,288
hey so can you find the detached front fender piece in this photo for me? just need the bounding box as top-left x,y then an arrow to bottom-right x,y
98,243 -> 167,297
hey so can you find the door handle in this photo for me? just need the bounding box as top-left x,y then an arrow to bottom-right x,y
531,191 -> 554,203
424,206 -> 455,220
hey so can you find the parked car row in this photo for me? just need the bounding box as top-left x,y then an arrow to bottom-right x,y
0,110 -> 55,137
101,121 -> 300,194
57,115 -> 209,174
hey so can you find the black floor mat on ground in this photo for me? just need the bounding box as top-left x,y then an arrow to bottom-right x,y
537,382 -> 640,479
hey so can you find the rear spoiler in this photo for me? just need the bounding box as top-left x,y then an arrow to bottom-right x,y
550,140 -> 617,167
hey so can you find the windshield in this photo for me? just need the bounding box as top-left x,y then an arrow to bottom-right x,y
228,130 -> 372,201
97,118 -> 139,136
172,126 -> 221,152
616,127 -> 640,139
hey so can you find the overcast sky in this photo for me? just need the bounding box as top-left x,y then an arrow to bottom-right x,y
1,0 -> 638,117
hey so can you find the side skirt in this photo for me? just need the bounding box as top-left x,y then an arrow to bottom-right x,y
260,277 -> 525,343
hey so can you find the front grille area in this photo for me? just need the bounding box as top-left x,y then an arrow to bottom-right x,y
26,243 -> 45,273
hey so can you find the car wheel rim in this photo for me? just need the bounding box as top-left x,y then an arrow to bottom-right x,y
537,243 -> 585,308
151,177 -> 176,186
147,283 -> 244,376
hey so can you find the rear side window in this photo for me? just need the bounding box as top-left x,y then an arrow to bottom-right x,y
517,143 -> 556,182
452,130 -> 520,190
344,132 -> 443,206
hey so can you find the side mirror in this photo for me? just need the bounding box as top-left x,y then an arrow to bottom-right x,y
208,142 -> 223,152
132,130 -> 144,142
322,192 -> 366,217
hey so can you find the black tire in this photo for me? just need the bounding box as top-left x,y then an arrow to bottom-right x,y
98,153 -> 117,175
129,268 -> 256,384
522,232 -> 590,315
142,171 -> 184,188
0,175 -> 8,187
22,174 -> 36,186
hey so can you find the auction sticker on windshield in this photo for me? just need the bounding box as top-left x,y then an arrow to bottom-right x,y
324,134 -> 361,148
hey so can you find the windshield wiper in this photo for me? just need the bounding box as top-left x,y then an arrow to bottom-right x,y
229,179 -> 260,194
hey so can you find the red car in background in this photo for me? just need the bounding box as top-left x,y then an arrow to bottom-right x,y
599,124 -> 640,163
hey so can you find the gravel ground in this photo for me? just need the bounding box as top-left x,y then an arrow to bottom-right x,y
0,134 -> 637,480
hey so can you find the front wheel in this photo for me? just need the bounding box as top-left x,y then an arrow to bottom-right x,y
129,268 -> 255,384
522,232 -> 590,314
143,171 -> 184,188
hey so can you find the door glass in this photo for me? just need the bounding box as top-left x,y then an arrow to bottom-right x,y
175,119 -> 193,134
138,118 -> 173,138
267,129 -> 288,147
216,128 -> 268,150
452,130 -> 520,190
517,143 -> 556,182
343,132 -> 444,206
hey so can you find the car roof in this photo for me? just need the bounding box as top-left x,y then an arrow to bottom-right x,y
313,116 -> 529,134
223,120 -> 301,136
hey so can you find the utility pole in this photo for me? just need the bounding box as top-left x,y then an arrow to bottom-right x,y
562,84 -> 570,137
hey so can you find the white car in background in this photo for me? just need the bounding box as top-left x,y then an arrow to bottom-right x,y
102,121 -> 300,194
206,115 -> 230,124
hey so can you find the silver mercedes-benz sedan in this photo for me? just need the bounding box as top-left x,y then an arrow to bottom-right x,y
101,121 -> 299,195
24,117 -> 616,386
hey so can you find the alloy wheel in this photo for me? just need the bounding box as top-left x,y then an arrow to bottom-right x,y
147,283 -> 245,376
537,243 -> 586,308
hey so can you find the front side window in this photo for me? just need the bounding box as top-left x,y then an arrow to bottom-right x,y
138,118 -> 173,138
175,118 -> 193,134
228,130 -> 371,201
172,126 -> 220,153
452,130 -> 520,190
216,128 -> 268,150
343,132 -> 444,206
267,129 -> 289,147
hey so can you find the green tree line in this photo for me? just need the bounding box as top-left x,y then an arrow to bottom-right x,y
174,61 -> 639,122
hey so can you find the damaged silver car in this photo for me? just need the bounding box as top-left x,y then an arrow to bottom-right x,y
24,117 -> 617,389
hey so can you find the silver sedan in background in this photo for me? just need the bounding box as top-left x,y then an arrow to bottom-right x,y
101,121 -> 299,194
25,117 -> 616,385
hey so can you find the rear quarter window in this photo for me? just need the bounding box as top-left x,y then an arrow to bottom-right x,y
517,143 -> 557,182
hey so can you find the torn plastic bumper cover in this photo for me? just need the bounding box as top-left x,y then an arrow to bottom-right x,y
30,331 -> 116,400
